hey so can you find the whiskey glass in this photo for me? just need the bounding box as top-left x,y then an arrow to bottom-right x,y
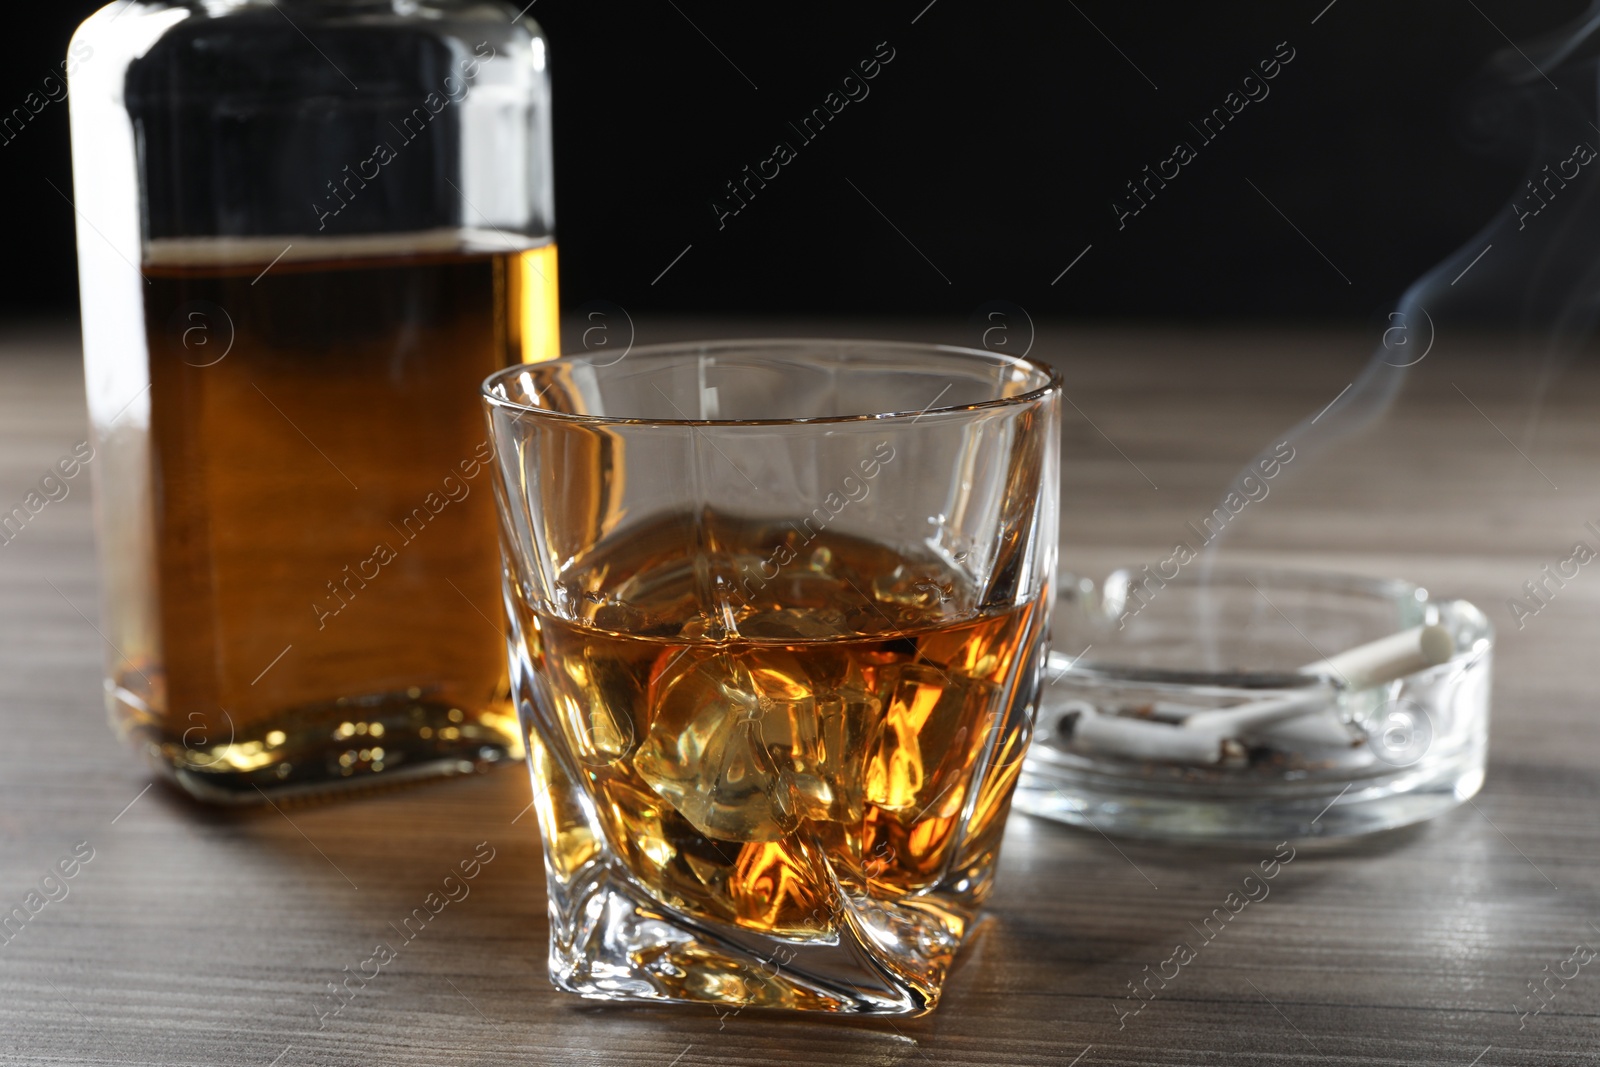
482,340 -> 1061,1015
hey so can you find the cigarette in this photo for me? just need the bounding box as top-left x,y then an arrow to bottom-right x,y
1055,701 -> 1247,767
1298,624 -> 1455,691
1237,711 -> 1363,751
1181,624 -> 1456,739
1180,689 -> 1330,738
1052,624 -> 1458,764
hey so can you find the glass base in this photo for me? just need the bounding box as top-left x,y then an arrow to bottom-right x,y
1014,745 -> 1486,843
545,860 -> 952,1016
113,687 -> 522,804
522,715 -> 976,1018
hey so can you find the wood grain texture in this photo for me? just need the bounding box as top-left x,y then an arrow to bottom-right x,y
2,320 -> 1597,1066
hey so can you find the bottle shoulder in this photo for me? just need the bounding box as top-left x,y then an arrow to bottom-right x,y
73,2 -> 546,73
73,1 -> 547,106
80,1 -> 543,30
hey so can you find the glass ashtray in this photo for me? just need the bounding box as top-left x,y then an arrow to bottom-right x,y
1014,565 -> 1493,842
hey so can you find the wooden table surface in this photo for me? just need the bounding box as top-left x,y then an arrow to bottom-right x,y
3,320 -> 1598,1066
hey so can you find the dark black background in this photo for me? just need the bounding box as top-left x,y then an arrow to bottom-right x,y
2,0 -> 1589,320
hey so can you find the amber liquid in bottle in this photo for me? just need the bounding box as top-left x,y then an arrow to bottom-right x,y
521,513 -> 1039,944
121,241 -> 557,800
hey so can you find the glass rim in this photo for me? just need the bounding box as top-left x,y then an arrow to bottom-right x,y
1048,561 -> 1494,688
480,337 -> 1063,427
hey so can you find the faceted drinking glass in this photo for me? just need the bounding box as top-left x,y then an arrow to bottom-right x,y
482,340 -> 1060,1015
